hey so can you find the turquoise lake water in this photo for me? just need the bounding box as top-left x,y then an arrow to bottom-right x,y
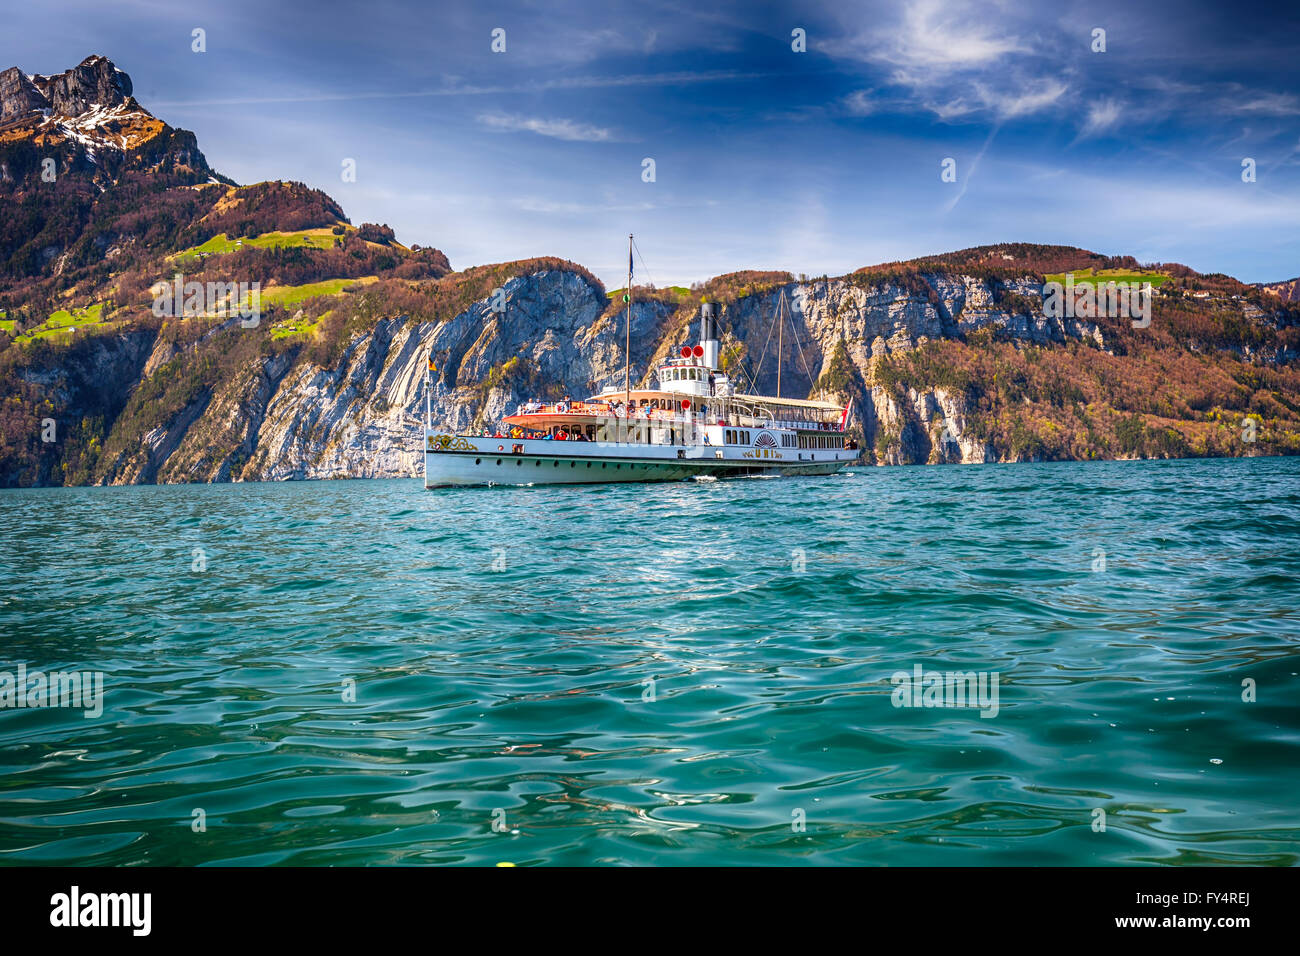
1,457 -> 1298,866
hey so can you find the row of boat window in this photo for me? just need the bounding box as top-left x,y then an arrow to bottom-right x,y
663,367 -> 706,382
800,435 -> 841,449
722,429 -> 843,449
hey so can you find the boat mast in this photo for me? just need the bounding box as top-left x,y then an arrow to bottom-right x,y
777,289 -> 784,399
624,233 -> 632,410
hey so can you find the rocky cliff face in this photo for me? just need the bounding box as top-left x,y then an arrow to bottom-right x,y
94,269 -> 679,482
67,267 -> 1113,484
0,68 -> 49,125
0,55 -> 209,196
6,253 -> 1298,487
715,276 -> 1101,384
1261,277 -> 1300,304
27,55 -> 133,117
658,274 -> 1106,466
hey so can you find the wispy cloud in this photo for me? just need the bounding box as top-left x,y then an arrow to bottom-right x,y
943,125 -> 1000,213
918,79 -> 1066,124
1221,89 -> 1300,116
923,96 -> 980,122
477,112 -> 616,142
825,0 -> 1065,124
856,0 -> 1025,71
842,89 -> 876,116
1078,98 -> 1121,138
973,79 -> 1067,119
151,70 -> 767,108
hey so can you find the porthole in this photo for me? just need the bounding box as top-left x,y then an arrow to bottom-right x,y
496,459 -> 502,465
475,458 -> 481,465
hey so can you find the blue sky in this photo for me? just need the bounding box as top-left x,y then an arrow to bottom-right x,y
4,0 -> 1299,285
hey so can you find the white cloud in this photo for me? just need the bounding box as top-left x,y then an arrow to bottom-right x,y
1079,98 -> 1121,137
922,80 -> 1066,123
843,89 -> 877,116
973,79 -> 1067,119
477,113 -> 616,142
925,97 -> 978,121
824,1 -> 1064,123
1224,90 -> 1300,116
865,0 -> 1024,71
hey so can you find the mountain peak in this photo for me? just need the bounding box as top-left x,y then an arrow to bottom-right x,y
2,55 -> 133,125
0,55 -> 170,156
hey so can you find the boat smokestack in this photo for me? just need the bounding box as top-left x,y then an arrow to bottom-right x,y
700,302 -> 720,370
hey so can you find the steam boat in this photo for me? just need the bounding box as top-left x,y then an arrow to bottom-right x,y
423,238 -> 858,488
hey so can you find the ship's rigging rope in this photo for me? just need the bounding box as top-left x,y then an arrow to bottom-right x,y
743,288 -> 818,401
627,241 -> 814,405
783,293 -> 820,392
724,318 -> 763,397
746,300 -> 780,394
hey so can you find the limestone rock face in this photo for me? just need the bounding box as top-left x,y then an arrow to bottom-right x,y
2,56 -> 137,133
233,269 -> 675,481
10,265 -> 1125,487
0,55 -> 200,177
29,55 -> 133,118
81,266 -> 1116,483
0,67 -> 48,124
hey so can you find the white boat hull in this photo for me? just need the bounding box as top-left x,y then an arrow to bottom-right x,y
424,434 -> 855,488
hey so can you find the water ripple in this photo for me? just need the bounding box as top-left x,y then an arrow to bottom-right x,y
1,457 -> 1298,865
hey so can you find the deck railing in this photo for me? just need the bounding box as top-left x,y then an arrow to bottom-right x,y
514,400 -> 842,433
